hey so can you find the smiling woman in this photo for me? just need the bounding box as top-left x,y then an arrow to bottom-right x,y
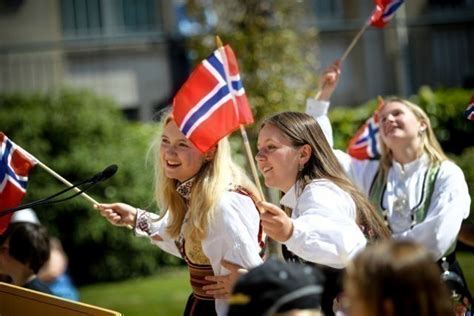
255,111 -> 390,316
95,112 -> 264,316
308,60 -> 472,313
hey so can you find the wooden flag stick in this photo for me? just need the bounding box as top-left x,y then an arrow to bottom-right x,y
35,160 -> 99,205
215,36 -> 266,201
313,18 -> 371,100
340,19 -> 370,63
38,160 -> 134,230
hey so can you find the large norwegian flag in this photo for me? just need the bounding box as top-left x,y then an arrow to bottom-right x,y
173,45 -> 254,153
347,99 -> 384,160
465,95 -> 474,122
370,0 -> 405,28
0,132 -> 37,234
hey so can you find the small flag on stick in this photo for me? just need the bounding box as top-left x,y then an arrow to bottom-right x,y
173,45 -> 253,153
370,0 -> 405,28
0,132 -> 38,234
347,98 -> 385,160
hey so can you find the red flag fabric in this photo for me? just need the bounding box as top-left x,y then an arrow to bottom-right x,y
465,95 -> 474,122
173,45 -> 254,153
0,132 -> 37,234
370,0 -> 405,28
347,98 -> 384,160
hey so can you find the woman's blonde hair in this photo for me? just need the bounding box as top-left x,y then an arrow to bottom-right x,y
261,112 -> 390,240
379,98 -> 448,175
154,114 -> 260,241
345,240 -> 453,316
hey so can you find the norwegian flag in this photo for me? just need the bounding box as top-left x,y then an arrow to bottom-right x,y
0,132 -> 37,234
173,45 -> 254,153
370,0 -> 405,28
347,99 -> 385,160
465,95 -> 474,122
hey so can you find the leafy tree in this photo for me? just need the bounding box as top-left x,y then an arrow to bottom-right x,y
186,0 -> 319,125
0,90 -> 180,284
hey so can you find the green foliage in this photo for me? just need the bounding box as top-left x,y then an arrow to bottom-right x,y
79,267 -> 191,316
0,90 -> 180,285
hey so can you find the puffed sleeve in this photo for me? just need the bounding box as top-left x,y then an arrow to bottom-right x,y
284,181 -> 367,269
306,99 -> 333,148
306,99 -> 379,194
203,191 -> 263,276
393,161 -> 471,260
134,209 -> 181,258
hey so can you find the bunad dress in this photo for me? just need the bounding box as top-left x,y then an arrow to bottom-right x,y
134,178 -> 264,316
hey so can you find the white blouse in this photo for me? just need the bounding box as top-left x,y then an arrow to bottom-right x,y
306,98 -> 471,260
281,179 -> 367,269
134,191 -> 263,316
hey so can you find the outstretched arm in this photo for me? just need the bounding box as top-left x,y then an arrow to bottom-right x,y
316,60 -> 341,101
306,61 -> 342,148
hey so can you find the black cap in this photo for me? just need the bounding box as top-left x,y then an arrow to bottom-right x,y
228,259 -> 324,316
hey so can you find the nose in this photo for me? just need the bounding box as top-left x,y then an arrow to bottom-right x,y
255,149 -> 266,162
163,144 -> 177,156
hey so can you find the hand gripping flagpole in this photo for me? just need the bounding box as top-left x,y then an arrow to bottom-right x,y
215,36 -> 266,202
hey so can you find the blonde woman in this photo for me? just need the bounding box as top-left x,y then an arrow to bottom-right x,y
256,111 -> 390,315
96,114 -> 264,316
308,61 -> 471,307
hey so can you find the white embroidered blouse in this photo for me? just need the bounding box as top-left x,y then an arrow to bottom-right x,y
306,99 -> 471,260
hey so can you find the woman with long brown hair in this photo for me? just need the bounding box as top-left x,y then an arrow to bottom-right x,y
256,111 -> 390,315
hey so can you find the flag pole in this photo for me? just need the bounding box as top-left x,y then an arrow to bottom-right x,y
35,160 -> 99,205
313,17 -> 371,100
215,36 -> 266,202
340,19 -> 370,63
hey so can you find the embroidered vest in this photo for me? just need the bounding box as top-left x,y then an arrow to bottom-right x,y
175,184 -> 264,300
368,164 -> 454,255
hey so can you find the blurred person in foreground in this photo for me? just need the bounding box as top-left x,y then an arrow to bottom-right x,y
344,240 -> 453,316
227,258 -> 325,316
10,208 -> 79,301
0,222 -> 52,294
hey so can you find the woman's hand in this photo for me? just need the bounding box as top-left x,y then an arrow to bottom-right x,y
203,260 -> 248,299
95,203 -> 137,227
316,60 -> 341,101
258,201 -> 294,243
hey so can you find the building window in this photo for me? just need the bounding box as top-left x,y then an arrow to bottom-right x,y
311,0 -> 344,20
61,0 -> 161,38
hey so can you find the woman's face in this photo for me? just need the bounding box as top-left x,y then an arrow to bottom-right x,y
159,120 -> 206,182
256,123 -> 302,193
379,101 -> 425,149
